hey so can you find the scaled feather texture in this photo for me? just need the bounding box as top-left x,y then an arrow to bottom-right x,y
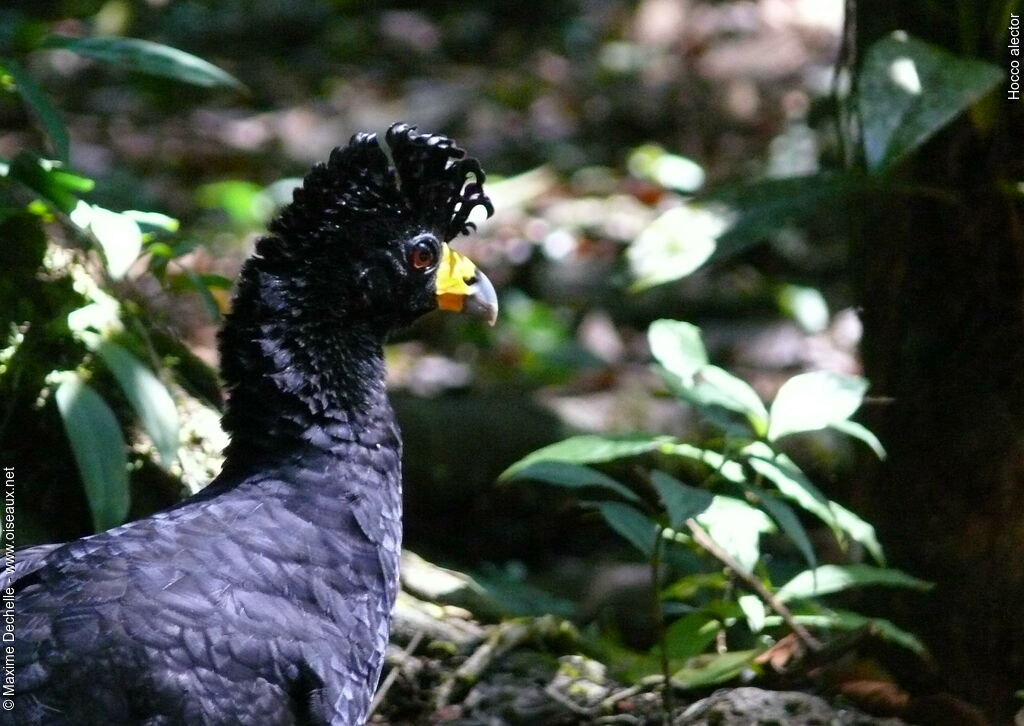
4,124 -> 493,726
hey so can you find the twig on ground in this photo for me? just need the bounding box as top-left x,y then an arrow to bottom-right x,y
368,630 -> 424,717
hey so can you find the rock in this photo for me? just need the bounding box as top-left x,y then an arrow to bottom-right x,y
674,688 -> 910,726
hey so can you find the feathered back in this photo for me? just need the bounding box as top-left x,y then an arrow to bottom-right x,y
269,123 -> 494,247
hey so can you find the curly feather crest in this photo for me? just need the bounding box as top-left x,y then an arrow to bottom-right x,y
271,123 -> 494,243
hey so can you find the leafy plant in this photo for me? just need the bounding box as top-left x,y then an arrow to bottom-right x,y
502,318 -> 930,692
0,10 -> 239,533
623,31 -> 1004,284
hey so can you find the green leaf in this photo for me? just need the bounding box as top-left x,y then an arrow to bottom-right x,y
704,174 -> 861,266
777,564 -> 932,603
54,376 -> 129,532
44,35 -> 244,89
122,210 -> 179,232
87,206 -> 143,278
91,340 -> 179,469
183,269 -> 223,321
509,461 -> 639,502
649,470 -> 713,529
7,152 -> 93,213
768,371 -> 867,441
744,444 -> 885,564
696,496 -> 773,571
649,320 -> 768,434
830,501 -> 886,565
762,610 -> 927,655
671,649 -> 760,689
628,205 -> 726,290
647,319 -> 707,385
745,486 -> 816,571
660,572 -> 728,601
858,32 -> 1003,171
2,58 -> 69,161
197,180 -> 272,227
661,443 -> 745,483
628,144 -> 705,192
688,365 -> 768,435
597,502 -> 658,556
500,434 -> 672,479
661,611 -> 719,659
738,594 -> 767,633
829,418 -> 886,459
744,444 -> 835,531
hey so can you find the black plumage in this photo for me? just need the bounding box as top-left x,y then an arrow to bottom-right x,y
4,123 -> 496,726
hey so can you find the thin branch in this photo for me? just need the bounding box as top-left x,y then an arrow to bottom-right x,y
368,630 -> 424,717
684,518 -> 823,652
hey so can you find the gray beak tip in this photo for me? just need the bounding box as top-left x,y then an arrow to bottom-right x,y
465,270 -> 499,326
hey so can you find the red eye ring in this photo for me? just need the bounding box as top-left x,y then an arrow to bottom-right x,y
410,239 -> 439,270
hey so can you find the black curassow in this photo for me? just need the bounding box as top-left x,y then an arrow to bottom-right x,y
3,124 -> 498,726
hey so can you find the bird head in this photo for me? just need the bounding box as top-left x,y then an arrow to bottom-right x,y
257,123 -> 498,332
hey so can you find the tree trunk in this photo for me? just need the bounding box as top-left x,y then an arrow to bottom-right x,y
853,3 -> 1024,719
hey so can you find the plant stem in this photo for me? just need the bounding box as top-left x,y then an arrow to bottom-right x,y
650,524 -> 673,724
684,518 -> 824,652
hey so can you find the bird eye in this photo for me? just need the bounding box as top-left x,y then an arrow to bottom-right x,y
409,238 -> 439,270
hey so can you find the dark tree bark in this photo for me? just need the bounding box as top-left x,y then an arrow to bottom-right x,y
853,3 -> 1024,719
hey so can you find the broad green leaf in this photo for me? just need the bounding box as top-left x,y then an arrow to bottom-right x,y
744,444 -> 884,563
661,443 -> 745,483
649,470 -> 713,529
597,502 -> 658,556
88,206 -> 143,278
738,594 -> 766,633
829,418 -> 886,459
777,564 -> 932,603
54,376 -> 129,532
830,502 -> 885,565
746,451 -> 836,531
500,434 -> 672,478
3,58 -> 69,161
696,496 -> 773,571
661,611 -> 719,659
647,319 -> 707,385
671,649 -> 760,689
647,321 -> 767,433
91,340 -> 179,469
509,461 -> 639,502
768,371 -> 867,441
44,35 -> 243,89
745,486 -> 816,571
689,365 -> 768,435
858,32 -> 1003,170
628,205 -> 726,290
762,610 -> 927,655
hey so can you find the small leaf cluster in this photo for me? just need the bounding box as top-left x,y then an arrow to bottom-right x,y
503,318 -> 929,688
0,11 -> 239,532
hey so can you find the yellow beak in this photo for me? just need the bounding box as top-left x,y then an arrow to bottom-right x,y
435,243 -> 499,325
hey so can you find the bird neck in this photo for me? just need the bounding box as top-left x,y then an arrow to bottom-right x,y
217,265 -> 399,473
